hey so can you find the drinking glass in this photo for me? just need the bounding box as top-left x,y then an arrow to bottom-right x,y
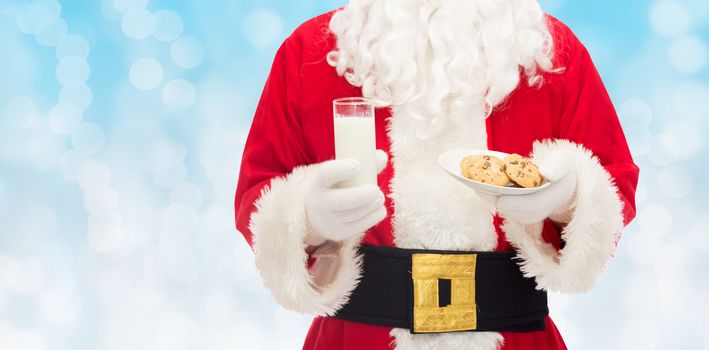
333,97 -> 377,188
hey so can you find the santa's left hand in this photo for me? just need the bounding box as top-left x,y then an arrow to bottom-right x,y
478,152 -> 577,225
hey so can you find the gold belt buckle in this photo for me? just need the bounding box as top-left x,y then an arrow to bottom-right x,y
411,253 -> 477,333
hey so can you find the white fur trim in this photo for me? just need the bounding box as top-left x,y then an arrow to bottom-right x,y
391,328 -> 503,350
249,164 -> 363,315
388,104 -> 498,252
387,95 -> 502,346
502,139 -> 624,293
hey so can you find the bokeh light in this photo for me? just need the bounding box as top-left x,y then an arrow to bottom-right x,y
84,187 -> 119,214
71,122 -> 106,154
658,165 -> 693,199
168,182 -> 203,208
48,103 -> 82,134
112,0 -> 147,15
56,34 -> 89,59
77,161 -> 112,191
121,8 -> 153,40
56,55 -> 90,87
27,128 -> 67,169
129,57 -> 163,90
650,1 -> 692,37
170,36 -> 204,69
0,0 -> 30,16
668,36 -> 708,73
162,79 -> 196,111
153,163 -> 187,189
38,288 -> 78,330
15,0 -> 60,35
647,133 -> 680,166
4,258 -> 46,295
664,120 -> 703,157
618,99 -> 653,127
58,84 -> 93,112
88,224 -> 124,253
59,150 -> 91,180
241,9 -> 285,47
2,95 -> 37,129
34,17 -> 66,47
671,80 -> 709,121
151,10 -> 183,42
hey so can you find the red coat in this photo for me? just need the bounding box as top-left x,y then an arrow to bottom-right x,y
235,11 -> 638,350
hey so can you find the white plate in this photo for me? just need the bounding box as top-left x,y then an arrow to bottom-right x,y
438,149 -> 551,196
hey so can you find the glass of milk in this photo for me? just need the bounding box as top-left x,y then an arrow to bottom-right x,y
333,97 -> 377,188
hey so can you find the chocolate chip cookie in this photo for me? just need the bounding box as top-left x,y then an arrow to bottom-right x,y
503,154 -> 543,188
460,155 -> 511,186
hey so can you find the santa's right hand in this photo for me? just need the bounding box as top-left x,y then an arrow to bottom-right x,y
305,159 -> 387,244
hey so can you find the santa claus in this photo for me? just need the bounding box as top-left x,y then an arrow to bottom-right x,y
234,0 -> 639,349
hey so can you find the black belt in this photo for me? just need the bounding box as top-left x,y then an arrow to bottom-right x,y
334,245 -> 548,334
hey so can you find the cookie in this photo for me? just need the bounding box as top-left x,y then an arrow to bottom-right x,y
503,154 -> 543,188
460,155 -> 511,186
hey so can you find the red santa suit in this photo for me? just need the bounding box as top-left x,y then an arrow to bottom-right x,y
234,10 -> 639,350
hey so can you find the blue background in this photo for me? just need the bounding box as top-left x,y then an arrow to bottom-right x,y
1,0 -> 708,349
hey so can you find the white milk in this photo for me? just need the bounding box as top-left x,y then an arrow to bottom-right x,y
334,115 -> 377,188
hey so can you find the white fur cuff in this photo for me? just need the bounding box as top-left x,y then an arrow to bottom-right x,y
249,164 -> 364,315
503,140 -> 625,293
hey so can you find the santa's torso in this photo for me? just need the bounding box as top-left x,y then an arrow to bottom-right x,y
291,11 -> 571,350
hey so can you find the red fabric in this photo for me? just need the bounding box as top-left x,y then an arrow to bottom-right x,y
234,11 -> 639,350
302,316 -> 566,350
303,317 -> 394,350
498,317 -> 568,350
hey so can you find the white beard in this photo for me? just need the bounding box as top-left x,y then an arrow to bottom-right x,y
328,0 -> 555,139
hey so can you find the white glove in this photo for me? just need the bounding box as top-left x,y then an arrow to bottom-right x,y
479,152 -> 577,225
305,150 -> 389,246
